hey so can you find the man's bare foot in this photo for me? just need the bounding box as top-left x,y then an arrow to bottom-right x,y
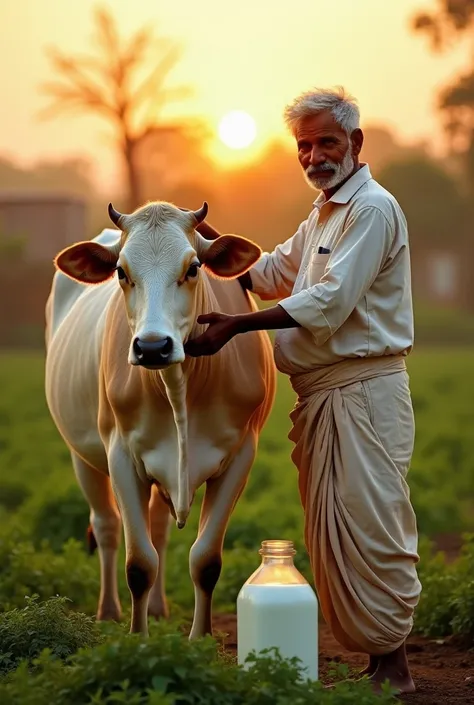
358,656 -> 379,677
370,669 -> 416,695
369,642 -> 416,695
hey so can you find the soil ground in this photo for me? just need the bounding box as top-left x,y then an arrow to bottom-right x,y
213,613 -> 474,705
212,533 -> 473,705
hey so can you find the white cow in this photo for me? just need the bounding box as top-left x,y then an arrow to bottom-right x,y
44,201 -> 276,637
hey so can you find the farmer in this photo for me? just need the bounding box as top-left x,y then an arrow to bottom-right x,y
184,86 -> 421,694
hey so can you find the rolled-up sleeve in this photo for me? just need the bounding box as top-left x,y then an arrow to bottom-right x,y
249,218 -> 308,300
279,206 -> 395,343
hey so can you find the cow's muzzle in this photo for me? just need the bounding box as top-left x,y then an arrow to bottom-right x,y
132,336 -> 173,368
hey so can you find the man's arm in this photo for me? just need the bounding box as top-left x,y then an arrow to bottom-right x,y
234,303 -> 301,332
184,305 -> 300,357
185,205 -> 395,359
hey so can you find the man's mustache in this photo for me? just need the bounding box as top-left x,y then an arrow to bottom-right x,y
306,164 -> 335,175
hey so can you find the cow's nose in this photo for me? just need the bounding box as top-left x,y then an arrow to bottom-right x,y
133,337 -> 173,366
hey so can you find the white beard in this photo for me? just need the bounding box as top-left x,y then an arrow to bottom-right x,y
304,145 -> 355,191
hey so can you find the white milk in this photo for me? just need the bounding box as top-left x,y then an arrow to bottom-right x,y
236,540 -> 318,682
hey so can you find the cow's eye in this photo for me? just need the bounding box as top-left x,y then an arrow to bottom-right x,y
116,266 -> 128,282
186,262 -> 200,279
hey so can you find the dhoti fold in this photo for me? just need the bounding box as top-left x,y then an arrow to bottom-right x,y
288,355 -> 422,655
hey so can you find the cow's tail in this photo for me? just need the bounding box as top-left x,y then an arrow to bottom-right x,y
86,523 -> 98,555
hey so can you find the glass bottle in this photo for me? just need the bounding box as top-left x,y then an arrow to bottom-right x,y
236,540 -> 318,681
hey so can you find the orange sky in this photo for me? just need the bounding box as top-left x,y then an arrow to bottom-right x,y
0,0 -> 470,192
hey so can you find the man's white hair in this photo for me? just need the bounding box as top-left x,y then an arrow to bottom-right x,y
283,86 -> 360,136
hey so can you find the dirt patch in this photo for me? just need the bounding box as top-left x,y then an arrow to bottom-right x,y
213,613 -> 474,705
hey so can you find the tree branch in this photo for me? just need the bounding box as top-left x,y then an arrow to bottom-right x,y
39,5 -> 195,207
411,1 -> 474,52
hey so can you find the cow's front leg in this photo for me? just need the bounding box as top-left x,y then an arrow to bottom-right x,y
72,453 -> 122,622
109,440 -> 158,635
189,433 -> 257,640
148,484 -> 171,620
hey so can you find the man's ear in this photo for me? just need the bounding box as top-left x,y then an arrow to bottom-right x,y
197,234 -> 262,279
54,241 -> 120,284
351,128 -> 364,157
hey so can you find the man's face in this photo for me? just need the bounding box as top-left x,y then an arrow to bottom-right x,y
295,111 -> 360,191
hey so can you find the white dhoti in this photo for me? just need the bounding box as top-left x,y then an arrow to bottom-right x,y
288,355 -> 422,655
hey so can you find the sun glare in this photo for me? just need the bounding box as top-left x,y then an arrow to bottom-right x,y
218,110 -> 257,150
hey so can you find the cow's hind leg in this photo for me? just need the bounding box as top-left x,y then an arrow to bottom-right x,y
188,433 -> 257,640
148,485 -> 171,620
109,440 -> 158,635
72,453 -> 122,621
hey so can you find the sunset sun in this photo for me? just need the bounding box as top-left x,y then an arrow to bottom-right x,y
218,110 -> 257,149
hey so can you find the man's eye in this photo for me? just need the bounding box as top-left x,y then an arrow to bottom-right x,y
186,263 -> 200,279
116,266 -> 128,282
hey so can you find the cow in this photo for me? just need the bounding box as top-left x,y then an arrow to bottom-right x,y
44,200 -> 276,638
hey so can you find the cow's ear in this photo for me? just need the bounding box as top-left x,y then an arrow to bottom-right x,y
198,234 -> 261,279
54,241 -> 119,284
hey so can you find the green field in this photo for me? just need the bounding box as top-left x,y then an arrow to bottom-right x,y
0,347 -> 473,615
1,347 -> 474,703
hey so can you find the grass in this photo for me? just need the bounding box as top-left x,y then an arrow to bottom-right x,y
0,344 -> 474,705
0,347 -> 473,615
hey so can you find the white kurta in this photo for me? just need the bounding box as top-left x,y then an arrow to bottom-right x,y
249,163 -> 414,375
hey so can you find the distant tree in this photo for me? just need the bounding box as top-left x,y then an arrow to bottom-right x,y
360,125 -> 428,177
412,1 -> 474,51
39,6 -> 196,210
378,156 -> 468,247
134,125 -> 214,203
412,0 -> 474,190
360,125 -> 401,175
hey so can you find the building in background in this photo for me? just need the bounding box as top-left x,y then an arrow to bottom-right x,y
0,192 -> 87,348
0,192 -> 86,262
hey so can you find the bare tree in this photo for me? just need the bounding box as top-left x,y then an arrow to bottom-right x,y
39,6 -> 195,209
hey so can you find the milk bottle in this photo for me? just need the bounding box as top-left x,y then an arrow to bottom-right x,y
236,540 -> 318,681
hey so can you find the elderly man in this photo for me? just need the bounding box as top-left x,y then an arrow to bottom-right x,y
184,87 -> 421,694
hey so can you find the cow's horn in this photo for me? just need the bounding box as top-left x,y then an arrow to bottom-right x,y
192,201 -> 208,224
108,202 -> 124,227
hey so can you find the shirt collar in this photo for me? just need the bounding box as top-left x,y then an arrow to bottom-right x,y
313,163 -> 372,208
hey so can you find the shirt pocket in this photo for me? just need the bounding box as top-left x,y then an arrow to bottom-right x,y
307,252 -> 330,285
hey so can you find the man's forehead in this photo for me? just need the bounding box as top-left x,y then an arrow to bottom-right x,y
295,111 -> 344,138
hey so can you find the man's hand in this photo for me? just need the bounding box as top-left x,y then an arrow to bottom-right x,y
184,313 -> 239,357
185,304 -> 300,358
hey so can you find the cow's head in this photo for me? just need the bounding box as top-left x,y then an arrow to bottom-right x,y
54,201 -> 261,369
